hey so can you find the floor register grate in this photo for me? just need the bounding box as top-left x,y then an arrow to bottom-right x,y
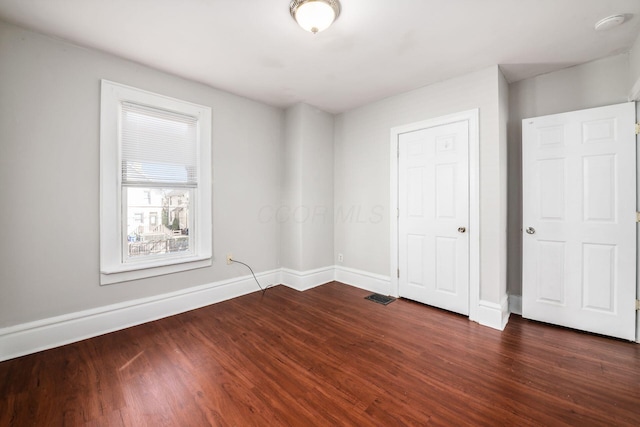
365,293 -> 397,305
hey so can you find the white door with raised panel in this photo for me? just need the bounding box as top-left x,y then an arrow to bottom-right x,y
522,102 -> 636,341
398,120 -> 469,315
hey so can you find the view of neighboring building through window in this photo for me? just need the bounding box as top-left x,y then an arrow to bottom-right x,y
126,187 -> 190,258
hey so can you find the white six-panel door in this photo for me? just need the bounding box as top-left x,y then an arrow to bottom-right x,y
522,102 -> 636,341
398,120 -> 469,315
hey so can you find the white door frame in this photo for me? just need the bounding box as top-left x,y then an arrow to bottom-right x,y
627,96 -> 640,343
636,102 -> 640,344
390,109 -> 480,322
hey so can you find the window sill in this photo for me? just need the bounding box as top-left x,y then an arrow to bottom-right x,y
100,255 -> 212,285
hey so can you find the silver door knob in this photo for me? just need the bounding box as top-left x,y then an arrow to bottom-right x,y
457,227 -> 466,233
526,227 -> 535,235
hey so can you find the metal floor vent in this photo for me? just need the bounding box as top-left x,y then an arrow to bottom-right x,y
365,293 -> 396,305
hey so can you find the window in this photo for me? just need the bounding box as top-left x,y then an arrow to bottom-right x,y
150,212 -> 158,227
100,80 -> 212,285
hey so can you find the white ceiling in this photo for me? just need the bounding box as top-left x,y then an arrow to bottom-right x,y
0,0 -> 639,113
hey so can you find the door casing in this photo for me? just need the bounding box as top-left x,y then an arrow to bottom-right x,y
390,109 -> 480,322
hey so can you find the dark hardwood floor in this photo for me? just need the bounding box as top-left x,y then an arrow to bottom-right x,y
1,281 -> 639,426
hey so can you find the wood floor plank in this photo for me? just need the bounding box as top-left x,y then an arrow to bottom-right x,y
1,281 -> 639,426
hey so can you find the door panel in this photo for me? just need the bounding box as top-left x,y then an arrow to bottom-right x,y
435,237 -> 457,294
536,240 -> 565,305
522,102 -> 636,340
436,163 -> 456,218
399,120 -> 469,315
538,158 -> 565,220
583,154 -> 615,221
582,243 -> 615,312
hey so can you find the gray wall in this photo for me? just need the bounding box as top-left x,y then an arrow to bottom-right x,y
299,105 -> 334,271
0,21 -> 284,327
281,105 -> 304,270
281,103 -> 334,271
506,54 -> 631,298
334,66 -> 506,304
630,32 -> 640,88
498,70 -> 510,303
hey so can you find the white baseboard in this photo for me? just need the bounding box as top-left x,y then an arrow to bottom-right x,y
477,295 -> 510,331
0,270 -> 280,362
334,266 -> 391,295
509,294 -> 522,315
0,265 -> 512,362
281,266 -> 335,291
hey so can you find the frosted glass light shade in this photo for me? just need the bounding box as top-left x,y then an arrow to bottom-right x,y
290,0 -> 340,34
594,14 -> 626,31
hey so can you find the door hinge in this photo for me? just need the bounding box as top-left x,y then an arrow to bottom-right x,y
636,300 -> 640,311
636,212 -> 640,222
397,268 -> 400,278
397,208 -> 399,218
636,123 -> 640,135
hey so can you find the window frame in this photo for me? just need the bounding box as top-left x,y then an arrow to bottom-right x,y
100,80 -> 212,285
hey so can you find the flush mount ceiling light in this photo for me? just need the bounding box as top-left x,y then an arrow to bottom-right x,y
290,0 -> 341,34
594,14 -> 627,31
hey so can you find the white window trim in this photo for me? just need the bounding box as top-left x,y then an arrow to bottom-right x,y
100,80 -> 212,285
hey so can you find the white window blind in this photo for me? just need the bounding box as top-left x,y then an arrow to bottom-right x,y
121,102 -> 198,186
